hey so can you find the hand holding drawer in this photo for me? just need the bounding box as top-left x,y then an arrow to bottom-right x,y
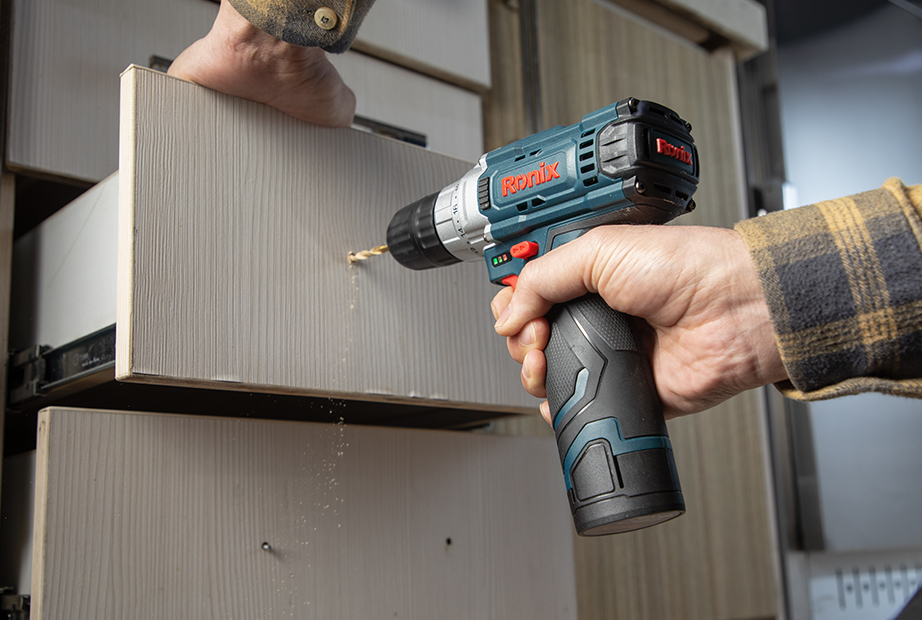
168,0 -> 356,127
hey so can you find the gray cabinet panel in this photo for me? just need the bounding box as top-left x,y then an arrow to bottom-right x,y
28,407 -> 576,619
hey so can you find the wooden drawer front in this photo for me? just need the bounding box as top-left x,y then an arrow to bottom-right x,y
119,66 -> 529,412
31,407 -> 577,619
355,0 -> 490,90
8,0 -> 218,183
8,0 -> 486,184
331,51 -> 484,162
10,56 -> 483,354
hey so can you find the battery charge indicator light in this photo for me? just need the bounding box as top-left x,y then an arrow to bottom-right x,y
491,253 -> 511,267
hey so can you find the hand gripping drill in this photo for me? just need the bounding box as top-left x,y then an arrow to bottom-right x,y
385,98 -> 699,535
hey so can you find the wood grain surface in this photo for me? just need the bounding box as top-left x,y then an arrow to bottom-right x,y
8,0 -> 217,183
537,0 -> 749,230
8,0 -> 488,184
329,51 -> 484,162
532,3 -> 780,618
571,398 -> 780,620
352,0 -> 491,91
482,0 -> 528,153
31,407 -> 577,619
118,66 -> 536,413
651,0 -> 768,54
604,0 -> 768,59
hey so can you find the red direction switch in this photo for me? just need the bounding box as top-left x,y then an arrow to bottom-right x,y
510,241 -> 539,260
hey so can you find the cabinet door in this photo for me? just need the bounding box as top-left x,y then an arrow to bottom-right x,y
30,407 -> 577,619
330,51 -> 484,162
8,0 -> 486,184
531,2 -> 780,619
355,0 -> 491,90
8,0 -> 218,183
118,66 -> 532,413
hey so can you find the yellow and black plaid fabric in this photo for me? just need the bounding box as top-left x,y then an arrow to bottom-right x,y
736,178 -> 922,401
229,0 -> 376,53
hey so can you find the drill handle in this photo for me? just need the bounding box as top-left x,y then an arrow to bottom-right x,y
546,295 -> 684,536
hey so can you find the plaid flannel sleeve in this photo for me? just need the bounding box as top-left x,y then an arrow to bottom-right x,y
229,0 -> 376,53
735,178 -> 922,401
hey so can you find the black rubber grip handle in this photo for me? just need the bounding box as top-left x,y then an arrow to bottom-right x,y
545,294 -> 685,536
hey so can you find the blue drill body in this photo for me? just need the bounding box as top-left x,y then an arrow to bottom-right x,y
477,99 -> 697,286
386,98 -> 700,536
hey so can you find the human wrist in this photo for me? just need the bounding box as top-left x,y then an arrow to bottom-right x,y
692,229 -> 787,399
732,234 -> 788,389
212,0 -> 320,62
212,0 -> 264,46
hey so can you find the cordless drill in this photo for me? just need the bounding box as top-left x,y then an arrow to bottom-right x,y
386,98 -> 699,536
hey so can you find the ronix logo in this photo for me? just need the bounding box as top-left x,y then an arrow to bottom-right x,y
656,138 -> 693,165
501,161 -> 561,197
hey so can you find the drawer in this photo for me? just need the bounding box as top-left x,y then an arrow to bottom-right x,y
330,51 -> 484,162
10,66 -> 532,416
11,175 -> 119,352
8,0 -> 485,184
8,0 -> 218,183
354,0 -> 491,90
7,407 -> 576,618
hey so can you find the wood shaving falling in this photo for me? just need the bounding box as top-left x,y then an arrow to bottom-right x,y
347,245 -> 389,264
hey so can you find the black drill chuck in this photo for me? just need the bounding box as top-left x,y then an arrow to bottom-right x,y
386,193 -> 460,270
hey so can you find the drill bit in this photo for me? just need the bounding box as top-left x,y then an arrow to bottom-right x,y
348,244 -> 389,264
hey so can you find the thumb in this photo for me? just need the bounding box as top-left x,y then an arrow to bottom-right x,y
493,231 -> 610,336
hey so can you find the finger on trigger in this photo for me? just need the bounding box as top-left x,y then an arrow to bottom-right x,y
493,281 -> 554,337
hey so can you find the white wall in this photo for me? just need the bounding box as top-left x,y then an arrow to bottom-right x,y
777,3 -> 922,206
776,4 -> 922,553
